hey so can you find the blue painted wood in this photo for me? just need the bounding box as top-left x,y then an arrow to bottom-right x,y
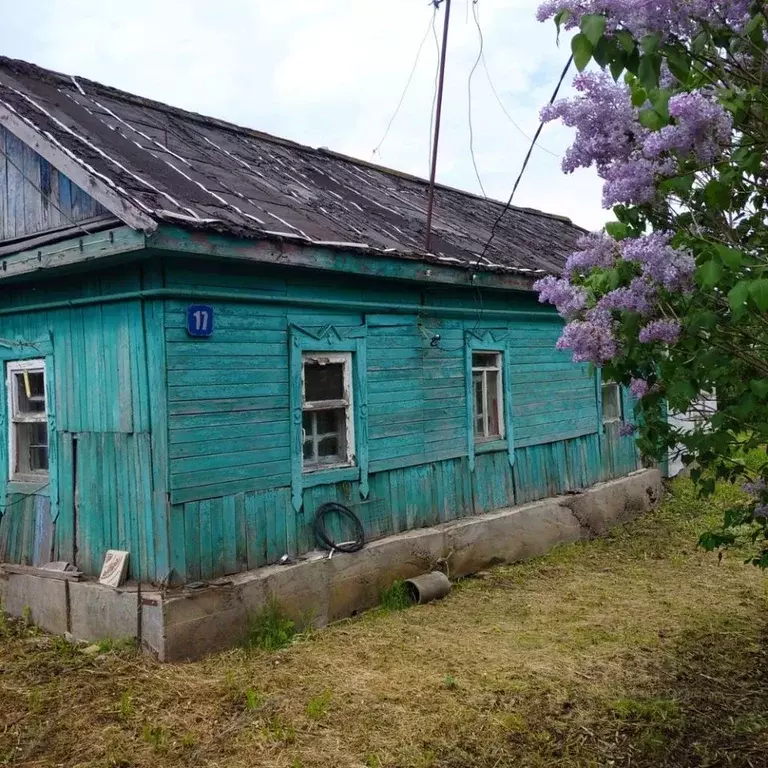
0,126 -> 108,242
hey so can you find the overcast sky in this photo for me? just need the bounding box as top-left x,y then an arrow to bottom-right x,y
0,0 -> 607,232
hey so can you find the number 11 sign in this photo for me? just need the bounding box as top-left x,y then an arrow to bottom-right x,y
186,305 -> 214,337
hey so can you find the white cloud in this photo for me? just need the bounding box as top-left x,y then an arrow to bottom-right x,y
0,0 -> 609,231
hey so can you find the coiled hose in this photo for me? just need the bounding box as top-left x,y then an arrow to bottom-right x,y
313,502 -> 366,553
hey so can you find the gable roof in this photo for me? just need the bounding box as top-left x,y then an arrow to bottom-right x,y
0,56 -> 584,277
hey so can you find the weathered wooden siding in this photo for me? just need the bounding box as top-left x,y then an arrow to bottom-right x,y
163,259 -> 638,583
0,125 -> 108,242
0,266 -> 165,581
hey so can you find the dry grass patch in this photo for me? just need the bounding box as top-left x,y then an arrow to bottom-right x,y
1,477 -> 768,767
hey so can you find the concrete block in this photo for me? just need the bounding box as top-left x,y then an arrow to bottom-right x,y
561,469 -> 662,536
140,590 -> 165,659
68,581 -> 138,642
446,500 -> 582,577
0,572 -> 68,634
259,559 -> 328,627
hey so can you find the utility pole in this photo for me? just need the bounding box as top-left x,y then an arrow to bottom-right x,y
424,0 -> 451,253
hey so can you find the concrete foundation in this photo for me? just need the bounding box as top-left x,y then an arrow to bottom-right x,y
0,469 -> 662,661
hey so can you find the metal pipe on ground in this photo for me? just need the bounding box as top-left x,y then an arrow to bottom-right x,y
404,571 -> 451,605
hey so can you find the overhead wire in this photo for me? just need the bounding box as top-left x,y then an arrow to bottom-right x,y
467,0 -> 489,198
475,54 -> 573,266
428,7 -> 441,172
372,7 -> 437,159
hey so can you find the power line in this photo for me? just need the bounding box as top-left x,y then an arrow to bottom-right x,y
0,145 -> 95,238
372,7 -> 436,159
428,7 -> 441,173
467,0 -> 489,198
480,55 -> 560,159
476,54 -> 573,265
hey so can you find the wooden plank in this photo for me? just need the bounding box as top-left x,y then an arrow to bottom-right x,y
221,495 -> 238,575
235,492 -> 248,571
168,418 -> 288,445
184,501 -> 201,582
198,499 -> 213,580
170,473 -> 291,505
0,563 -> 82,581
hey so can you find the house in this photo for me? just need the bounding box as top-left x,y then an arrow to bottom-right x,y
0,57 -> 658,658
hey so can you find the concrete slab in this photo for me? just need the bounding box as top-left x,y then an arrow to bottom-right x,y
0,469 -> 663,661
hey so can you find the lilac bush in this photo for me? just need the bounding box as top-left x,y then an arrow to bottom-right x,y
533,1 -> 768,565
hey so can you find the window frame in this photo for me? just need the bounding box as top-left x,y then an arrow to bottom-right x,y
600,381 -> 623,426
471,350 -> 505,443
301,351 -> 356,471
464,330 -> 515,472
6,358 -> 49,482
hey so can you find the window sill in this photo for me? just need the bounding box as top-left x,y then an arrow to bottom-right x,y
475,439 -> 507,454
7,479 -> 50,496
302,464 -> 360,488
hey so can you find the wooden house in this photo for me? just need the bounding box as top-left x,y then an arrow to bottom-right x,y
0,57 -> 640,594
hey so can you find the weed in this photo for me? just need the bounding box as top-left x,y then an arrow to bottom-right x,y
306,689 -> 332,720
443,674 -> 458,690
244,687 -> 263,711
379,580 -> 413,611
27,688 -> 43,714
50,634 -> 80,659
119,691 -> 134,719
98,637 -> 138,654
181,732 -> 197,749
141,723 -> 167,752
609,696 -> 681,724
244,597 -> 296,651
264,715 -> 296,745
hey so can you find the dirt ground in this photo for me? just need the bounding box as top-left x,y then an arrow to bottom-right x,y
1,477 -> 767,768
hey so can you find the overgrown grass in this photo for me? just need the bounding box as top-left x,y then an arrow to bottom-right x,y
379,579 -> 414,611
243,597 -> 296,651
1,476 -> 767,767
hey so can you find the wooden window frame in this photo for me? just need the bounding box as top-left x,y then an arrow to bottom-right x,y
601,381 -> 622,426
6,358 -> 49,482
301,352 -> 355,471
472,351 -> 505,443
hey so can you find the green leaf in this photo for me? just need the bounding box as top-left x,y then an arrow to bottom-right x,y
704,179 -> 731,210
728,280 -> 750,318
630,86 -> 647,107
641,33 -> 661,54
696,260 -> 722,288
714,245 -> 743,269
749,279 -> 768,311
638,54 -> 662,89
571,33 -> 593,71
664,47 -> 690,81
638,108 -> 665,130
554,9 -> 571,44
648,89 -> 670,119
605,221 -> 630,240
750,379 -> 768,399
610,56 -> 625,81
616,30 -> 635,53
580,13 -> 606,46
659,174 -> 694,195
625,47 -> 640,75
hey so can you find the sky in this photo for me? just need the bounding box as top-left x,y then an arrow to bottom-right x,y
0,0 -> 608,232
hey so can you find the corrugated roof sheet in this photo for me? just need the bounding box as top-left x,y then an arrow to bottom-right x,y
0,56 -> 584,276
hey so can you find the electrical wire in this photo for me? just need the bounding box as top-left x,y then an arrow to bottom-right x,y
0,145 -> 94,238
467,0 -> 489,198
476,54 -> 573,266
480,55 -> 560,159
0,482 -> 51,519
372,7 -> 437,159
428,7 -> 441,173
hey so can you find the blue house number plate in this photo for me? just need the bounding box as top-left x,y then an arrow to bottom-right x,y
186,304 -> 214,337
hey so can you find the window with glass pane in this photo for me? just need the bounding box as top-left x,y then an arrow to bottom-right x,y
472,351 -> 504,442
302,353 -> 354,470
601,381 -> 622,424
7,360 -> 49,479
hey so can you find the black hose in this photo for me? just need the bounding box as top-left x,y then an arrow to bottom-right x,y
313,502 -> 366,553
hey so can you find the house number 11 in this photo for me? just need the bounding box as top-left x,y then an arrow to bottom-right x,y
186,304 -> 214,337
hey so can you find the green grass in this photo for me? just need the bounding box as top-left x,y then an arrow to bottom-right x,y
1,476 -> 767,767
379,579 -> 414,611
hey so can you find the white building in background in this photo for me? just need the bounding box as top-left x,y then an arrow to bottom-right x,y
667,393 -> 717,477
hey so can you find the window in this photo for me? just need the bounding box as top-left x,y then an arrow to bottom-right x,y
472,351 -> 504,442
7,359 -> 48,480
301,352 -> 355,471
601,381 -> 622,425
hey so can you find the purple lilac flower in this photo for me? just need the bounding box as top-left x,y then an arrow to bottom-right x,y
638,319 -> 681,344
618,422 -> 636,437
644,91 -> 732,164
621,233 -> 695,293
556,307 -> 618,364
629,378 -> 650,399
754,504 -> 768,519
564,231 -> 618,277
533,275 -> 588,318
599,278 -> 656,316
742,479 -> 767,497
536,1 -> 753,39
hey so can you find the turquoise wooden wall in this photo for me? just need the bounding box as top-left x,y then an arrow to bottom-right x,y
0,253 -> 639,584
0,264 -> 168,582
0,126 -> 108,241
162,259 -> 639,584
